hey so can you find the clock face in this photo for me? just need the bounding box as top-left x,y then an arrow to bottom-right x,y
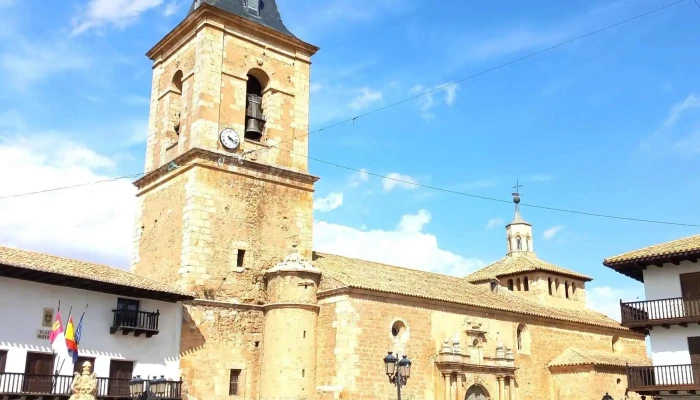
219,128 -> 240,150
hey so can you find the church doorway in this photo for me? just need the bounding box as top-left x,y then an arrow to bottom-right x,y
466,385 -> 489,400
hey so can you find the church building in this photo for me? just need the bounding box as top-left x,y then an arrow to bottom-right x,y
0,1 -> 651,400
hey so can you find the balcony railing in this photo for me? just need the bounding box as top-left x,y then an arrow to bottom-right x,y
620,296 -> 700,328
0,373 -> 182,399
111,309 -> 160,337
628,364 -> 700,392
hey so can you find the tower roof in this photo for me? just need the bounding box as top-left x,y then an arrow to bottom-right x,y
189,0 -> 296,38
465,253 -> 593,283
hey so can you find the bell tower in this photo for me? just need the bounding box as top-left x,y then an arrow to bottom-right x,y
506,183 -> 534,256
130,0 -> 320,303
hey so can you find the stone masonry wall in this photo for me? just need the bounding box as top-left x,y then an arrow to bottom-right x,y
177,165 -> 314,299
180,302 -> 263,400
550,366 -> 643,400
131,171 -> 187,280
316,292 -> 647,400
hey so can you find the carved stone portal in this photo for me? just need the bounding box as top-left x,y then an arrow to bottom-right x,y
70,361 -> 98,400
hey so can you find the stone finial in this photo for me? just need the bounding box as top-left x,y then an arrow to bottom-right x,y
505,347 -> 514,360
441,338 -> 451,353
266,244 -> 320,275
70,361 -> 97,400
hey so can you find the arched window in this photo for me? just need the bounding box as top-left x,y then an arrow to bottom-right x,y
244,70 -> 269,142
548,278 -> 553,295
516,278 -> 522,291
571,282 -> 577,299
507,279 -> 514,291
171,70 -> 183,136
526,236 -> 530,251
565,281 -> 570,299
555,279 -> 560,297
517,324 -> 531,354
516,236 -> 522,250
524,277 -> 529,291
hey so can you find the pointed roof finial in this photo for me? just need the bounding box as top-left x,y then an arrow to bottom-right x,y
509,180 -> 530,225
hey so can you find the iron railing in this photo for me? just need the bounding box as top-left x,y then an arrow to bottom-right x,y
628,364 -> 700,390
620,297 -> 700,324
111,309 -> 160,333
0,373 -> 182,399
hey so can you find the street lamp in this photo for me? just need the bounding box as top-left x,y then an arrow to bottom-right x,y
602,393 -> 614,400
383,352 -> 412,400
130,375 -> 168,400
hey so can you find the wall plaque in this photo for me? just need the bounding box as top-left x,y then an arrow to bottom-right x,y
42,308 -> 54,327
37,329 -> 51,340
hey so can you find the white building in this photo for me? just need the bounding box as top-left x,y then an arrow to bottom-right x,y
0,246 -> 193,399
604,234 -> 700,400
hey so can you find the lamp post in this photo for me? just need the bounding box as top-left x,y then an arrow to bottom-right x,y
383,351 -> 412,400
130,375 -> 168,400
602,393 -> 614,400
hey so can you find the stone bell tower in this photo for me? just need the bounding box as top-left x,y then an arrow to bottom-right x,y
130,0 -> 320,304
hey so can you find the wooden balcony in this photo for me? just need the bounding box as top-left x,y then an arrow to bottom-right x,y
620,296 -> 700,331
0,373 -> 182,399
628,364 -> 700,395
110,309 -> 160,338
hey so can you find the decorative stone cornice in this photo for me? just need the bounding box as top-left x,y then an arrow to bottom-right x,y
133,147 -> 319,192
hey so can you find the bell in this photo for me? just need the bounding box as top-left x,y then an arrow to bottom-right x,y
245,118 -> 263,140
246,95 -> 263,119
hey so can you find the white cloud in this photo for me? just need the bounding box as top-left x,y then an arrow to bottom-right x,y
310,83 -> 324,94
398,210 -> 430,234
0,39 -> 91,92
543,225 -> 564,240
314,210 -> 484,277
163,0 -> 181,17
313,192 -> 344,212
642,93 -> 700,155
525,174 -> 554,183
349,87 -> 382,110
486,218 -> 504,230
382,172 -> 418,192
587,285 -> 645,322
349,169 -> 370,187
0,136 -> 136,269
72,0 -> 164,35
409,84 -> 459,120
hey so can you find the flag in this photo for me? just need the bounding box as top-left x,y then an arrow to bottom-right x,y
65,314 -> 78,364
49,311 -> 69,359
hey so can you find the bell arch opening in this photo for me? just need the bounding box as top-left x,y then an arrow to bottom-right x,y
244,68 -> 270,142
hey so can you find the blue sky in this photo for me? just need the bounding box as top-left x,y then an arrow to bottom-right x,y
0,0 -> 699,320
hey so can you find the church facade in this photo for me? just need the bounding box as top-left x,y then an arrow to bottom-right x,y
125,2 -> 650,399
0,1 -> 652,400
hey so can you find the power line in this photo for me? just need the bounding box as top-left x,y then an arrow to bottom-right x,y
0,173 -> 144,200
2,149 -> 697,227
253,0 -> 686,155
300,153 -> 700,228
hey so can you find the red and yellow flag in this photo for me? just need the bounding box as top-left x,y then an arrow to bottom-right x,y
65,315 -> 78,356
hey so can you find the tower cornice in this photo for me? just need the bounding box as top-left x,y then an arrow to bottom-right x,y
146,4 -> 319,63
133,147 -> 319,193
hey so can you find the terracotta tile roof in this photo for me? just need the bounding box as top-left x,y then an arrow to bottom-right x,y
466,254 -> 592,283
604,234 -> 700,266
313,252 -> 626,331
549,347 -> 650,368
0,246 -> 194,300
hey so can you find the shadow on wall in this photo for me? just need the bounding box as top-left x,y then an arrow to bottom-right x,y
180,307 -> 206,357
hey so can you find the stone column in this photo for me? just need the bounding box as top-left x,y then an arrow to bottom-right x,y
456,373 -> 464,400
497,376 -> 504,400
444,374 -> 451,400
508,377 -> 515,400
